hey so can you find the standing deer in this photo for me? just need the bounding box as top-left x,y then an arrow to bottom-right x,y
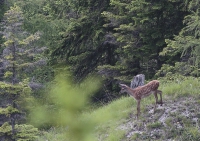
119,80 -> 163,119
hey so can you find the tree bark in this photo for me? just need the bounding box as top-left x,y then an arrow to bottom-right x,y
130,74 -> 145,89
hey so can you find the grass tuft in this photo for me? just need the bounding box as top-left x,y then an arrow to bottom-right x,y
160,77 -> 200,99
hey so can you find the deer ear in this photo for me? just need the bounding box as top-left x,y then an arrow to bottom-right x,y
119,84 -> 126,87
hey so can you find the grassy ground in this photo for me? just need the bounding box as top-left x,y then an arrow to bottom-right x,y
36,76 -> 200,141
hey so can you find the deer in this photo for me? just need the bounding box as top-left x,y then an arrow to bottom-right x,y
119,80 -> 163,119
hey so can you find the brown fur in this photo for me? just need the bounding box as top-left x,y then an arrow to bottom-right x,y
119,80 -> 163,119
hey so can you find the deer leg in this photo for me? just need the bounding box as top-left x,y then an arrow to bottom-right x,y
157,90 -> 163,105
159,90 -> 163,105
136,100 -> 141,119
153,91 -> 158,113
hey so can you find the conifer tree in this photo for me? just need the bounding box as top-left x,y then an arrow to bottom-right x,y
0,0 -> 7,56
102,0 -> 189,78
160,0 -> 200,76
0,4 -> 41,140
49,0 -> 113,81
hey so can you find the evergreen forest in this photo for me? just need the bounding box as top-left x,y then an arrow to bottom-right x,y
1,0 -> 200,140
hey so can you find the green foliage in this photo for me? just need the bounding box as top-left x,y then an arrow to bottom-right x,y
0,1 -> 6,19
31,72 -> 140,141
0,4 -> 46,140
0,80 -> 36,140
36,128 -> 67,141
155,62 -> 200,78
47,0 -> 114,81
0,81 -> 25,95
158,75 -> 200,99
160,0 -> 200,76
0,122 -> 12,136
105,130 -> 126,141
1,4 -> 46,82
181,127 -> 200,140
2,0 -> 200,140
95,0 -> 190,102
30,73 -> 102,141
0,123 -> 38,141
15,124 -> 39,141
18,0 -> 69,51
33,75 -> 200,140
10,0 -> 197,104
0,1 -> 7,52
102,0 -> 189,79
0,106 -> 19,116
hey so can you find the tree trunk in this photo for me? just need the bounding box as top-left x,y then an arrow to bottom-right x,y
130,74 -> 145,89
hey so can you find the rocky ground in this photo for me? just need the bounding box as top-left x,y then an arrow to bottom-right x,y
118,96 -> 200,141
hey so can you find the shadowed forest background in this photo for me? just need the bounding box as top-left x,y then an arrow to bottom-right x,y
0,0 -> 200,140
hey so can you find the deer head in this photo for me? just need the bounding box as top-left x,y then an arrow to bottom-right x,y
119,84 -> 128,94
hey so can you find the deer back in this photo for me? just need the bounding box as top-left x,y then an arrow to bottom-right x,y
133,80 -> 159,98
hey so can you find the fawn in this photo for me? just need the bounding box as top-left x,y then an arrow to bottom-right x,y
119,80 -> 163,119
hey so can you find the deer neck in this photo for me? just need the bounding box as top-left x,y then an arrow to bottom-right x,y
125,88 -> 137,98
